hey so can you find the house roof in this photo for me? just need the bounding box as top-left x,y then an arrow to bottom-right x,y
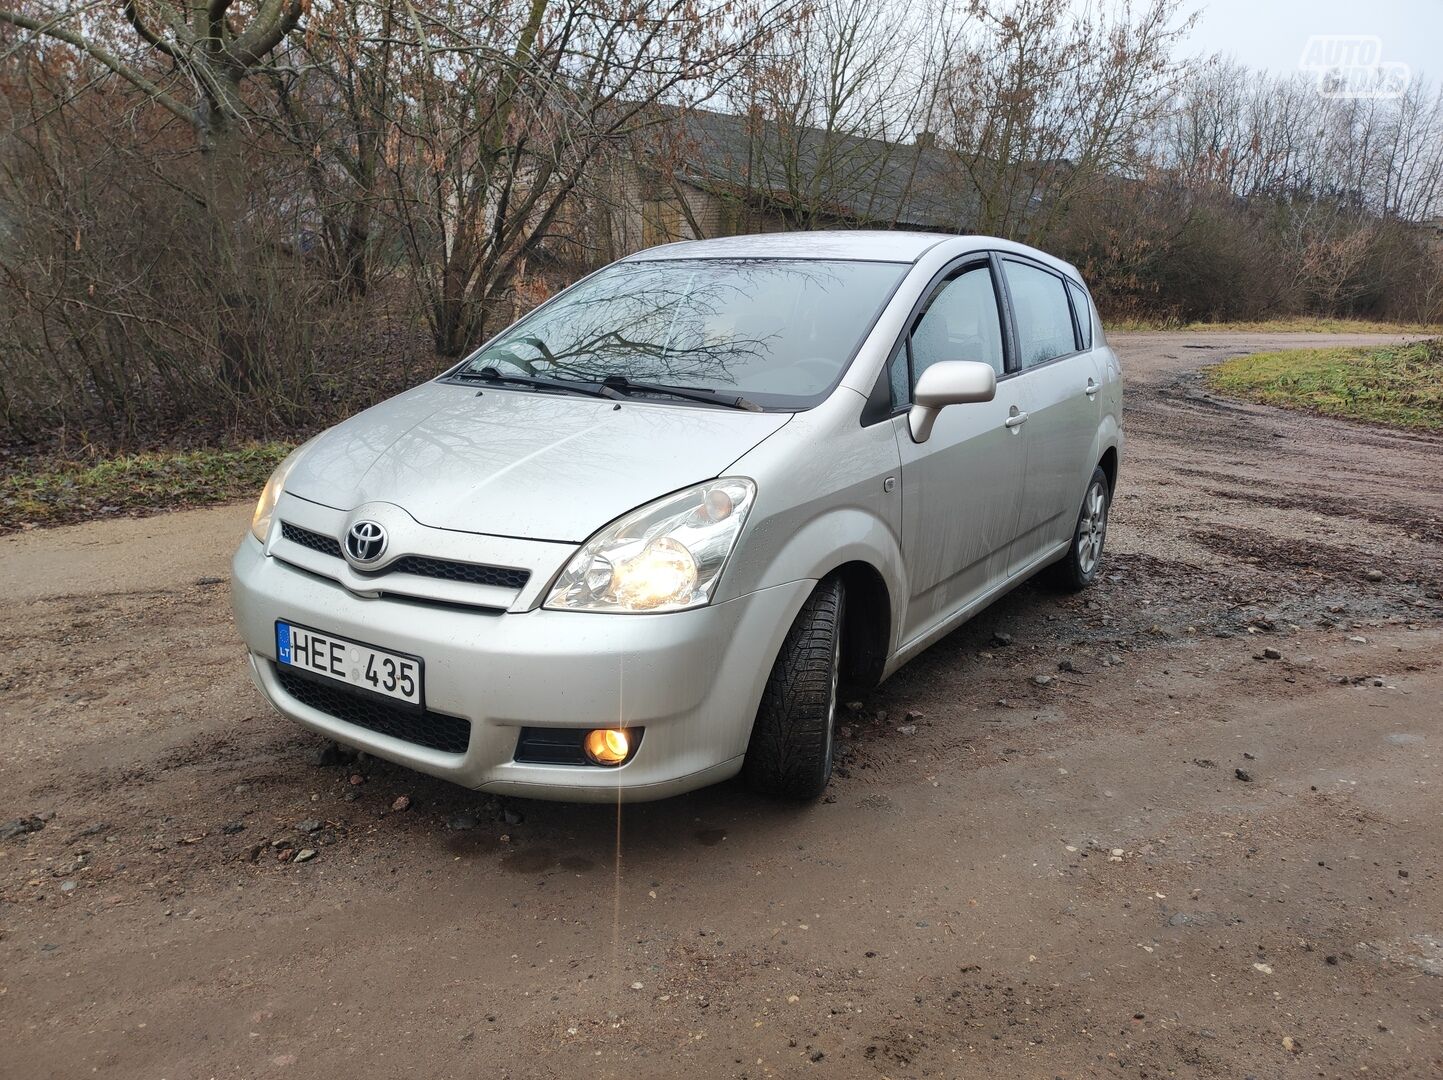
643,106 -> 973,233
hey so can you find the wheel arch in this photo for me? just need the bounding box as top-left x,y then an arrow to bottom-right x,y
720,500 -> 907,663
828,560 -> 892,690
1098,445 -> 1119,494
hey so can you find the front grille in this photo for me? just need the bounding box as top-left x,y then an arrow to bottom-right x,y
275,666 -> 471,754
279,522 -> 530,590
282,522 -> 343,558
383,555 -> 529,590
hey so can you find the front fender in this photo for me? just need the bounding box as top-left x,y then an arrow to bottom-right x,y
722,501 -> 907,658
716,388 -> 907,658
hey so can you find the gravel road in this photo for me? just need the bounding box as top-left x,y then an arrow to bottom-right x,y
2,332 -> 1440,1079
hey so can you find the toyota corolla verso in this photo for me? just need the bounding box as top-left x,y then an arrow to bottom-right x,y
232,231 -> 1122,801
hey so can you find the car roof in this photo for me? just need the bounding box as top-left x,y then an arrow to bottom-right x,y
624,230 -> 1083,282
625,230 -> 947,263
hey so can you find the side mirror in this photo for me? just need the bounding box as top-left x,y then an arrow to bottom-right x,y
907,361 -> 997,442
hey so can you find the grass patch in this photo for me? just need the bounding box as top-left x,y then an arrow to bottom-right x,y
1107,316 -> 1443,335
1,443 -> 293,531
1205,339 -> 1443,432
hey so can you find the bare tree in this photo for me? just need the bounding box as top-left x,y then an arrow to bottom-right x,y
2,1 -> 305,219
366,0 -> 793,355
1375,79 -> 1443,222
715,0 -> 954,230
265,0 -> 403,297
934,0 -> 1194,243
1,1 -> 310,388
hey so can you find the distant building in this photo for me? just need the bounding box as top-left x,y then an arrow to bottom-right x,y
598,106 -> 976,259
1413,216 -> 1443,249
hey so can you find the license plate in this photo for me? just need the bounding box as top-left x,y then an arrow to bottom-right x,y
276,622 -> 423,706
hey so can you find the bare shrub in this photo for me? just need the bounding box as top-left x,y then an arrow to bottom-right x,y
0,69 -> 326,443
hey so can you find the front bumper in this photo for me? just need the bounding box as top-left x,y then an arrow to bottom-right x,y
231,537 -> 810,801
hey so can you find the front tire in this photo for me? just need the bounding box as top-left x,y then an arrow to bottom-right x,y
1048,466 -> 1111,592
742,576 -> 845,800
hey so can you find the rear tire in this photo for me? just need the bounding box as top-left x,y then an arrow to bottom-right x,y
742,576 -> 845,800
1047,466 -> 1111,592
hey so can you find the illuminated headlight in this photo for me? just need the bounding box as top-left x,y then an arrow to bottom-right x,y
249,442 -> 312,543
545,479 -> 756,613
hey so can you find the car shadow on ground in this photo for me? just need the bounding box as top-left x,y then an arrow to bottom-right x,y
263,579 -> 1072,880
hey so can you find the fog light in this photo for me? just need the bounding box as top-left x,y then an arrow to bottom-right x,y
584,728 -> 631,766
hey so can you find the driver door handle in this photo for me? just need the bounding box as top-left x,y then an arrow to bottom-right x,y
1084,379 -> 1100,397
1004,410 -> 1029,429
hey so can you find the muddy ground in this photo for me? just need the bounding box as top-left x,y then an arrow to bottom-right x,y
1,332 -> 1440,1079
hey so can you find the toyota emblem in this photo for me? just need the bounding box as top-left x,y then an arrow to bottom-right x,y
345,520 -> 388,564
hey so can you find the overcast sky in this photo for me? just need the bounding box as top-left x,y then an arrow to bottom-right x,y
1179,0 -> 1441,82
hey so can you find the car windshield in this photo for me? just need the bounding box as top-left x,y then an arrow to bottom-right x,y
454,258 -> 908,409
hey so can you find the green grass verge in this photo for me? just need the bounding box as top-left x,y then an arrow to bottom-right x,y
1,442 -> 294,531
1107,316 -> 1443,334
1205,339 -> 1443,432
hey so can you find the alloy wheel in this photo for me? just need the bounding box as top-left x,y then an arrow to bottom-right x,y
1077,480 -> 1108,576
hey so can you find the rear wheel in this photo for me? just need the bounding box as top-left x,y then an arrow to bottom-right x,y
1047,466 -> 1110,592
742,576 -> 845,800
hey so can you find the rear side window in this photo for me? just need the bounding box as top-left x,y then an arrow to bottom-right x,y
1002,259 -> 1077,367
1068,280 -> 1094,350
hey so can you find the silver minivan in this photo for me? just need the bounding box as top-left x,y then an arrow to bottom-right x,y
232,231 -> 1122,801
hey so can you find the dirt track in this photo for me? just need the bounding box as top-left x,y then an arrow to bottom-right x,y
2,332 -> 1441,1079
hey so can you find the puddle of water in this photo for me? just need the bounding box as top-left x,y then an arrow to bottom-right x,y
500,848 -> 557,874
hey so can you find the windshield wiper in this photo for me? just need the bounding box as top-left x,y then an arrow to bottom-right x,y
454,365 -> 763,411
452,365 -> 619,400
596,375 -> 763,412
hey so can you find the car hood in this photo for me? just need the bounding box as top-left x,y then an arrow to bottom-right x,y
285,382 -> 791,542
